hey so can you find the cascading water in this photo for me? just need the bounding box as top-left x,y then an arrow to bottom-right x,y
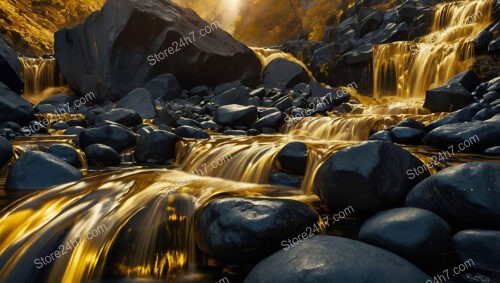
373,0 -> 493,98
19,57 -> 66,103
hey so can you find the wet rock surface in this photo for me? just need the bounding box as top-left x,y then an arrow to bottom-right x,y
245,236 -> 429,283
195,197 -> 319,263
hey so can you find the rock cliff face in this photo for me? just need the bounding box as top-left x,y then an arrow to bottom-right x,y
54,0 -> 262,101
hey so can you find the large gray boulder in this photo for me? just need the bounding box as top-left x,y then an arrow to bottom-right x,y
406,162 -> 500,228
55,0 -> 262,101
195,197 -> 319,264
314,141 -> 429,214
6,151 -> 82,190
0,82 -> 34,124
0,36 -> 23,94
244,236 -> 429,283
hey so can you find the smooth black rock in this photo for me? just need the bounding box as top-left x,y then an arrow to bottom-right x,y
397,118 -> 425,130
263,58 -> 310,90
0,36 -> 23,93
406,162 -> 500,228
369,130 -> 393,142
190,85 -> 211,97
257,107 -> 280,118
452,230 -> 500,273
424,83 -> 474,113
79,125 -> 137,152
6,151 -> 82,190
359,207 -> 451,260
276,142 -> 308,175
252,112 -> 285,130
425,103 -> 482,132
46,144 -> 82,168
448,70 -> 482,92
174,125 -> 210,139
55,0 -> 261,101
244,236 -> 429,283
0,82 -> 34,124
480,91 -> 500,105
134,130 -> 179,164
116,88 -> 156,119
484,146 -> 500,155
143,73 -> 183,101
51,122 -> 70,130
0,136 -> 12,167
200,120 -> 222,131
95,108 -> 143,127
176,117 -> 202,128
84,144 -> 121,166
472,108 -> 495,121
425,115 -> 500,151
314,141 -> 429,214
359,10 -> 384,36
154,108 -> 177,127
391,127 -> 426,144
195,197 -> 319,263
211,87 -> 252,106
214,104 -> 258,126
269,172 -> 302,188
63,126 -> 86,136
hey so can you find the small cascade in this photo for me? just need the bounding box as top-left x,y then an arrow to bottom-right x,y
19,57 -> 66,103
373,0 -> 493,98
0,169 -> 304,283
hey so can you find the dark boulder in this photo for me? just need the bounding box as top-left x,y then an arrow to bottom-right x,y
96,108 -> 143,127
397,118 -> 425,130
447,70 -> 481,92
276,142 -> 308,175
0,36 -> 23,93
314,141 -> 429,214
143,73 -> 183,101
406,162 -> 500,228
116,88 -> 156,119
154,108 -> 177,127
195,197 -> 319,263
46,144 -> 82,168
244,236 -> 429,283
425,115 -> 500,151
423,84 -> 474,113
484,146 -> 500,155
79,125 -> 137,152
0,136 -> 12,167
359,207 -> 451,260
263,58 -> 310,90
0,82 -> 34,124
134,130 -> 179,164
64,126 -> 86,136
54,0 -> 262,101
211,87 -> 252,106
390,127 -> 425,144
174,125 -> 210,139
214,104 -> 257,126
424,103 -> 482,132
269,172 -> 302,188
369,131 -> 393,142
84,144 -> 121,166
252,112 -> 285,130
51,122 -> 70,130
452,230 -> 500,273
6,151 -> 82,190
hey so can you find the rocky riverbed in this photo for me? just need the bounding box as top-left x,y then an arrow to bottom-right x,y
0,0 -> 499,282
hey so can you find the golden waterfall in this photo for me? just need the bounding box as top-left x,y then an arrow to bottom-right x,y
373,0 -> 493,98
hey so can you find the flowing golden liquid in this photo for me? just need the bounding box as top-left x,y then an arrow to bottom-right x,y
19,57 -> 67,104
373,0 -> 493,98
1,1 -> 499,282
